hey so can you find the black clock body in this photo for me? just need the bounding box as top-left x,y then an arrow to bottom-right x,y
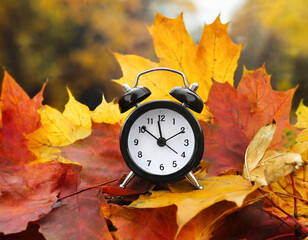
120,100 -> 204,182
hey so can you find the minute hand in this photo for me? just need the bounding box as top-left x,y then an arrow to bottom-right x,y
166,129 -> 185,141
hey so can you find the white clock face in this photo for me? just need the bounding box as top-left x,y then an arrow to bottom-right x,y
127,108 -> 195,175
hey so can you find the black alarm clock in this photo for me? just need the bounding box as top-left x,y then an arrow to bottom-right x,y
118,68 -> 204,190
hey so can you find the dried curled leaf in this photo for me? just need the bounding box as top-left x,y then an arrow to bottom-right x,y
263,151 -> 303,183
243,122 -> 277,180
243,122 -> 303,187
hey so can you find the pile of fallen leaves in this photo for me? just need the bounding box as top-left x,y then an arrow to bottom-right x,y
0,13 -> 307,240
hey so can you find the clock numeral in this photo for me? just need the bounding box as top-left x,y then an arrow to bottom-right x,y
147,160 -> 151,166
158,115 -> 165,122
181,127 -> 185,133
134,139 -> 139,145
184,139 -> 189,146
147,118 -> 153,124
160,164 -> 164,170
172,161 -> 177,167
181,152 -> 186,158
173,118 -> 176,125
139,126 -> 145,133
138,151 -> 142,158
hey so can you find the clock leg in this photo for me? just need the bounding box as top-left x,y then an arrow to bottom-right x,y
185,172 -> 203,190
119,171 -> 135,189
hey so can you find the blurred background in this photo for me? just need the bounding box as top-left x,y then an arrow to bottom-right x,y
0,0 -> 307,111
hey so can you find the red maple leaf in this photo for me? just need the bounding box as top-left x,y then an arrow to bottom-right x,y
203,66 -> 297,176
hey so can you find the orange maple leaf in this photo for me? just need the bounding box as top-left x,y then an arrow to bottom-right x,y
0,71 -> 45,166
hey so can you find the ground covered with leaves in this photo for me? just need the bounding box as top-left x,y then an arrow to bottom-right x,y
0,13 -> 307,240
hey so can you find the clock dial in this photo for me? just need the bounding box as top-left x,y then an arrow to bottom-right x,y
127,108 -> 195,175
120,100 -> 204,182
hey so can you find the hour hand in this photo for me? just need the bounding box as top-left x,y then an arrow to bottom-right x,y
166,128 -> 185,141
141,126 -> 158,140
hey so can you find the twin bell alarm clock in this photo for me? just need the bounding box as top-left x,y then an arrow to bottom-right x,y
118,68 -> 204,190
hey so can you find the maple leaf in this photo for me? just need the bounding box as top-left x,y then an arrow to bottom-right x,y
27,88 -> 92,156
262,174 -> 308,232
101,203 -> 178,240
0,73 -> 82,235
0,71 -> 45,167
27,91 -> 129,189
39,188 -> 113,240
175,201 -> 238,239
203,66 -> 297,176
0,161 -> 80,234
59,122 -> 128,187
130,175 -> 257,234
210,202 -> 301,240
113,12 -> 243,120
295,100 -> 308,142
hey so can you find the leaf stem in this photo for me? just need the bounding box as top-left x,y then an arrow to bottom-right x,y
258,188 -> 308,234
290,174 -> 298,219
266,233 -> 295,240
57,177 -> 119,202
269,191 -> 308,203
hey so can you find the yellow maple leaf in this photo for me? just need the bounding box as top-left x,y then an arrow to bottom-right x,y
113,12 -> 243,121
27,88 -> 120,163
130,175 -> 257,234
289,101 -> 308,200
263,175 -> 308,226
91,94 -> 124,124
295,100 -> 308,142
